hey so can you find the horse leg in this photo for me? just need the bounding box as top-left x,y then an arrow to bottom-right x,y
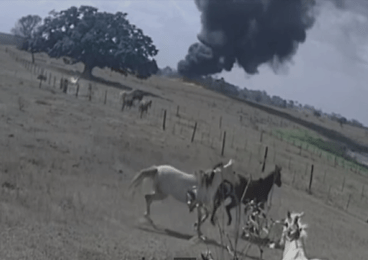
196,207 -> 205,240
225,196 -> 238,226
144,191 -> 168,218
210,200 -> 221,226
199,206 -> 209,225
193,205 -> 206,228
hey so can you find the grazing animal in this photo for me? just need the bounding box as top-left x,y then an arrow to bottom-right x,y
139,100 -> 152,118
125,98 -> 135,109
129,159 -> 237,239
210,165 -> 282,226
281,211 -> 325,260
119,90 -> 144,111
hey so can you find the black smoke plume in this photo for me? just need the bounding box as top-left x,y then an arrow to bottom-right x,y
177,0 -> 317,78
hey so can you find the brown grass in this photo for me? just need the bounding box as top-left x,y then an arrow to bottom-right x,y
1,45 -> 368,259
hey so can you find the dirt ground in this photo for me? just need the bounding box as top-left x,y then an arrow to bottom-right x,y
1,45 -> 368,260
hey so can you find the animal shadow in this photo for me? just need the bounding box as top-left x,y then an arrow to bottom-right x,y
135,224 -> 260,260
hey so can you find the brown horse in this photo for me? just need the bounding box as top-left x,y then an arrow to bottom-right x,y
210,165 -> 282,226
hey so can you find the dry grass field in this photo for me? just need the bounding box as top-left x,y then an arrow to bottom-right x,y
1,44 -> 368,260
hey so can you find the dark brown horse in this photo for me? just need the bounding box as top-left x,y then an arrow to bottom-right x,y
210,165 -> 282,226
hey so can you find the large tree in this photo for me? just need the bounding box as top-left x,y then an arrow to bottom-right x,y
30,6 -> 159,78
11,14 -> 42,63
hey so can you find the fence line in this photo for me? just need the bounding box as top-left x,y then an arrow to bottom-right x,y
6,47 -> 368,222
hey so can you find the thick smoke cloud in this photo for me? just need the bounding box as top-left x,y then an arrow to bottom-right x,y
178,0 -> 317,77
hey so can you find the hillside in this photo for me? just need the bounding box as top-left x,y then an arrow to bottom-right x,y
1,44 -> 368,259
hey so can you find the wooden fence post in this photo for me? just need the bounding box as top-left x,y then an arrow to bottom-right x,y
308,164 -> 314,194
162,110 -> 167,131
345,194 -> 352,210
104,90 -> 107,104
221,131 -> 226,156
219,116 -> 222,129
261,146 -> 268,172
76,84 -> 80,97
63,79 -> 68,93
191,122 -> 197,143
88,84 -> 92,101
341,176 -> 345,192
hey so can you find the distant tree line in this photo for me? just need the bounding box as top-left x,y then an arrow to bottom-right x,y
157,66 -> 366,129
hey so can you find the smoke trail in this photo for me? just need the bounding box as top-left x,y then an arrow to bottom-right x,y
177,0 -> 317,77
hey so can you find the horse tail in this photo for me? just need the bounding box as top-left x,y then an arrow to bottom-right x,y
128,166 -> 158,196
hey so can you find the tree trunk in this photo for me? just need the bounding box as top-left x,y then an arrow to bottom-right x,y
31,52 -> 35,64
82,63 -> 94,79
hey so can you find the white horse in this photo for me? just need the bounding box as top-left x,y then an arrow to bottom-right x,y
129,159 -> 238,239
281,211 -> 326,260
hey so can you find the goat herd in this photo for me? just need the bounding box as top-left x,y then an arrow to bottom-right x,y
129,160 -> 326,260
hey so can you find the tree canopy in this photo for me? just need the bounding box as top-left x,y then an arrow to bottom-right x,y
11,14 -> 42,39
30,6 -> 159,78
12,15 -> 42,62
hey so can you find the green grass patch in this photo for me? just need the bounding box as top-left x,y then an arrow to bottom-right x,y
273,128 -> 368,175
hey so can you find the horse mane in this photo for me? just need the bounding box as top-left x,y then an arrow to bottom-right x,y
263,166 -> 280,182
193,162 -> 223,188
212,162 -> 223,170
195,169 -> 215,188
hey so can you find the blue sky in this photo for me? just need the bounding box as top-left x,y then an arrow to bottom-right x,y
1,0 -> 367,125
